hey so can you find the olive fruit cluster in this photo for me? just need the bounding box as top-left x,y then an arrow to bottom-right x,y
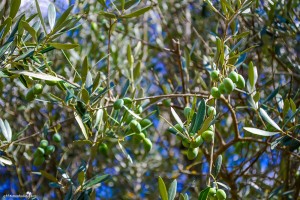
33,139 -> 56,166
129,119 -> 152,153
210,71 -> 245,99
208,188 -> 227,200
170,123 -> 207,160
172,125 -> 215,161
113,97 -> 133,110
25,83 -> 44,101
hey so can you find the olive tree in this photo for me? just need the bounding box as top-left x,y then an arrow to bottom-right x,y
0,0 -> 299,199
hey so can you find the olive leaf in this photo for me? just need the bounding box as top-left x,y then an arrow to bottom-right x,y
48,3 -> 56,30
82,174 -> 111,190
191,99 -> 206,134
171,107 -> 184,128
213,155 -> 222,178
121,6 -> 153,18
0,118 -> 12,142
198,187 -> 210,200
168,179 -> 177,200
243,127 -> 280,136
9,0 -> 21,19
0,156 -> 12,166
158,176 -> 168,200
74,112 -> 88,140
259,108 -> 282,131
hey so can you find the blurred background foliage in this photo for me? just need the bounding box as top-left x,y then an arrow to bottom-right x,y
0,0 -> 299,199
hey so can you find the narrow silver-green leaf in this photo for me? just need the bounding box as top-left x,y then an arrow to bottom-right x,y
0,119 -> 9,142
48,3 -> 56,30
34,0 -> 47,33
85,71 -> 93,89
213,155 -> 222,178
0,156 -> 12,166
171,107 -> 184,128
0,42 -> 12,58
11,71 -> 62,81
82,56 -> 88,84
259,108 -> 282,131
98,11 -> 117,19
53,5 -> 74,32
248,61 -> 257,88
94,109 -> 103,128
216,182 -> 231,190
127,44 -> 133,66
243,127 -> 280,136
122,6 -> 152,18
4,120 -> 12,142
13,49 -> 35,61
118,142 -> 133,163
82,174 -> 111,190
9,0 -> 21,19
198,111 -> 214,135
21,21 -> 37,42
74,112 -> 88,140
50,43 -> 78,50
158,176 -> 168,200
168,179 -> 177,200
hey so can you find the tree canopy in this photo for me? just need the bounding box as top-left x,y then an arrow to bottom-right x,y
0,0 -> 299,199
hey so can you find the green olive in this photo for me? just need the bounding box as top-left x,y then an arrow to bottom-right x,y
236,74 -> 245,89
208,125 -> 214,131
208,188 -> 217,197
52,133 -> 61,143
135,132 -> 146,140
136,106 -> 143,114
33,156 -> 45,166
123,97 -> 133,105
176,134 -> 184,141
211,87 -> 221,98
207,106 -> 216,116
125,115 -> 134,124
45,145 -> 55,155
228,71 -> 238,83
98,143 -> 108,155
210,70 -> 219,81
202,130 -> 214,143
182,138 -> 190,148
130,120 -> 142,133
140,119 -> 152,128
218,83 -> 226,94
187,147 -> 199,160
223,78 -> 235,94
39,140 -> 49,149
113,99 -> 124,110
190,136 -> 204,148
34,147 -> 45,157
162,99 -> 171,107
174,124 -> 184,133
33,84 -> 43,95
143,138 -> 152,153
25,89 -> 36,102
216,189 -> 226,200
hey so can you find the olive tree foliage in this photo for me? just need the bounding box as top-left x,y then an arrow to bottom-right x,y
0,0 -> 299,199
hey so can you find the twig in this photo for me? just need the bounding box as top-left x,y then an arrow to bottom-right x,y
173,39 -> 188,105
